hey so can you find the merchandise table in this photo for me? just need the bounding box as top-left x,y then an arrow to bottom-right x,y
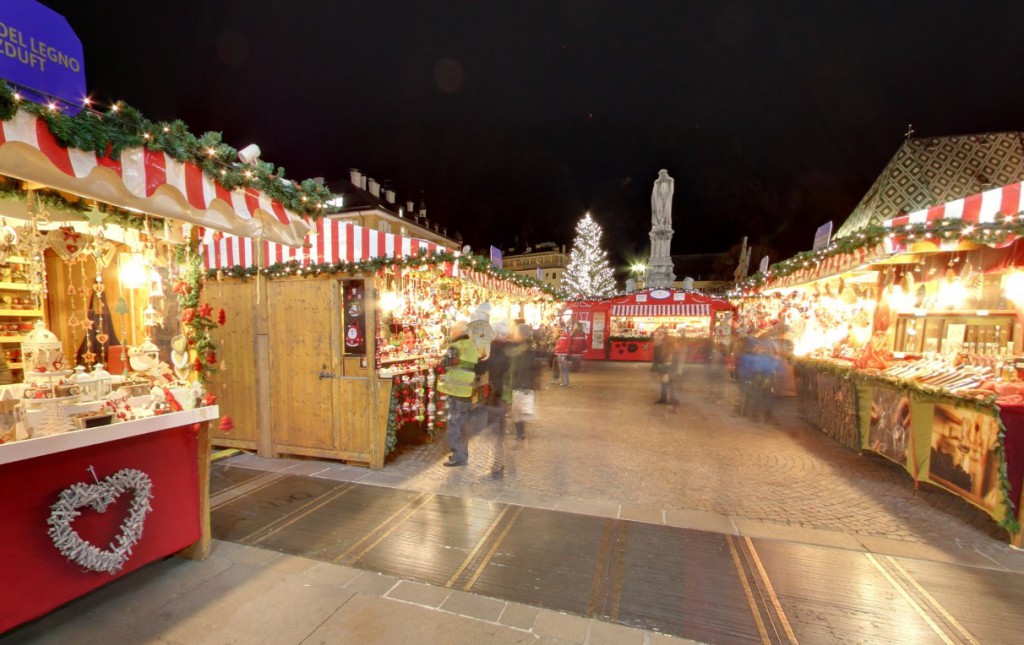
793,358 -> 1024,541
0,406 -> 218,634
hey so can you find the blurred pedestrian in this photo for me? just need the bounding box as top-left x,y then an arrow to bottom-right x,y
506,323 -> 541,447
438,321 -> 479,467
481,319 -> 512,477
655,333 -> 679,405
553,326 -> 571,387
569,322 -> 588,372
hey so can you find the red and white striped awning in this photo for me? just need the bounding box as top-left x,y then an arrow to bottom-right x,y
0,109 -> 310,246
202,219 -> 548,298
610,303 -> 710,317
203,217 -> 447,268
884,181 -> 1024,229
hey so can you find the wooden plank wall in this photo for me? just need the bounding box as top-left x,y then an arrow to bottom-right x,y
206,279 -> 258,450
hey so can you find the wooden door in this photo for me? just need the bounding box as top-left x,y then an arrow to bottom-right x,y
207,280 -> 258,449
268,277 -> 339,454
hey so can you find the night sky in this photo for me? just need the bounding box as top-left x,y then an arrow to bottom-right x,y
39,0 -> 1024,272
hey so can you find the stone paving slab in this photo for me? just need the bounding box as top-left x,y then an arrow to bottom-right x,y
0,541 -> 704,644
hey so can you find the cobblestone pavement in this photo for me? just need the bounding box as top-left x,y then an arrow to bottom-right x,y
375,360 -> 1014,559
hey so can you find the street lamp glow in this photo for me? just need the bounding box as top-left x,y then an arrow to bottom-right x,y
631,262 -> 646,274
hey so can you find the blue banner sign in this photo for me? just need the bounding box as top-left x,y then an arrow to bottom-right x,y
0,0 -> 86,113
489,245 -> 502,269
812,221 -> 832,251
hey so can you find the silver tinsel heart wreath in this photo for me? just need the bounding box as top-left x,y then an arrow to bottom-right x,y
47,468 -> 154,575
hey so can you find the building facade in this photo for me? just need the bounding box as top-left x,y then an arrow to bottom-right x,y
502,243 -> 569,290
326,169 -> 459,249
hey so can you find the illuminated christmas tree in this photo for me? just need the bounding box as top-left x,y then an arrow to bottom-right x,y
562,212 -> 616,298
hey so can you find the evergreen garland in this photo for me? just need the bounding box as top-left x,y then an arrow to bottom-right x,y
175,240 -> 222,385
384,385 -> 400,456
0,82 -> 333,218
208,248 -> 560,297
737,215 -> 1024,292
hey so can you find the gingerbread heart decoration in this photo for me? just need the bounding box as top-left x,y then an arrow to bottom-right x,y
47,228 -> 87,262
97,333 -> 110,345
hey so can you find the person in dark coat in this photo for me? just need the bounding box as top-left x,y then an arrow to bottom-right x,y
506,323 -> 541,446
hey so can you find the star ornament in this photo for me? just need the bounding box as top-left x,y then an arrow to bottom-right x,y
82,210 -> 108,228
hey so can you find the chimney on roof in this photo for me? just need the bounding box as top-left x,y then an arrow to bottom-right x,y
349,169 -> 362,187
385,189 -> 396,203
367,178 -> 380,197
406,200 -> 414,212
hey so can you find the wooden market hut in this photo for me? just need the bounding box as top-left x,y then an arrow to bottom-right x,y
202,218 -> 451,469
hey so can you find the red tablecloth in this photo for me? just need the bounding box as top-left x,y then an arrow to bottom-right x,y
0,425 -> 201,634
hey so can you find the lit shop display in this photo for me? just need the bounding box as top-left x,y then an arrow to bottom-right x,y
203,221 -> 558,465
736,181 -> 1024,542
567,289 -> 734,362
0,87 -> 330,631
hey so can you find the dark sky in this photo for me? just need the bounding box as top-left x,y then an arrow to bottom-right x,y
40,0 -> 1024,271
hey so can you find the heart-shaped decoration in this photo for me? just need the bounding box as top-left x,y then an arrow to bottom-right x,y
46,468 -> 153,575
93,283 -> 106,294
92,241 -> 118,269
46,229 -> 87,262
97,333 -> 110,345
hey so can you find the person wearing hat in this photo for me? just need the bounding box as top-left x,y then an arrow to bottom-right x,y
467,302 -> 495,360
438,320 -> 479,467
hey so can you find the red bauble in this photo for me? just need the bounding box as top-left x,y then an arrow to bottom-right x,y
218,415 -> 235,433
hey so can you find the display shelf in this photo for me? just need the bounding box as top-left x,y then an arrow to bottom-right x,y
9,362 -> 22,369
0,309 -> 42,317
0,336 -> 25,343
379,353 -> 434,365
0,282 -> 39,291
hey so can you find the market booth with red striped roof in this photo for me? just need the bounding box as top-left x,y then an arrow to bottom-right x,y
734,179 -> 1024,544
202,222 -> 557,468
0,99 -> 331,631
564,289 -> 735,363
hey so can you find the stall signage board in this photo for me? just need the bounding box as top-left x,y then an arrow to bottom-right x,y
591,312 -> 605,350
812,221 -> 832,251
0,0 -> 86,114
759,255 -> 769,274
343,280 -> 366,355
489,246 -> 502,269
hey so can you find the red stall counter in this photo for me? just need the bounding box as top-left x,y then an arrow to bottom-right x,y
0,406 -> 218,634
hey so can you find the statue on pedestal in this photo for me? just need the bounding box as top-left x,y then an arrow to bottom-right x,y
651,169 -> 674,229
646,170 -> 676,288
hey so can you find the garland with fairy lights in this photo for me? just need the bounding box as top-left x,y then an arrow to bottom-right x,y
208,249 -> 561,298
736,215 -> 1024,292
0,81 -> 333,218
175,241 -> 226,384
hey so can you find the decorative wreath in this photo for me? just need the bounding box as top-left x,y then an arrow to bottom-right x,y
47,468 -> 154,575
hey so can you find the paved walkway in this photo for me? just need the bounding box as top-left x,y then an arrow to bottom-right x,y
7,361 -> 1024,644
234,361 -> 1019,567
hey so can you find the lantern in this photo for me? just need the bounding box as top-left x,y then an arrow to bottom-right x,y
20,320 -> 64,375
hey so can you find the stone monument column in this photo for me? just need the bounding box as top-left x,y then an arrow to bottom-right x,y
646,169 -> 676,288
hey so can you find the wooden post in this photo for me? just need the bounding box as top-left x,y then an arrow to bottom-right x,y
253,246 -> 273,458
179,420 -> 212,561
366,276 -> 383,469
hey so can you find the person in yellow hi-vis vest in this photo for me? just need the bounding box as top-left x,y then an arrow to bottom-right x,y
439,321 -> 480,467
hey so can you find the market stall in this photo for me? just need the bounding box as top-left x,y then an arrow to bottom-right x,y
202,221 -> 557,468
736,180 -> 1024,541
0,76 -> 327,629
565,289 -> 734,362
